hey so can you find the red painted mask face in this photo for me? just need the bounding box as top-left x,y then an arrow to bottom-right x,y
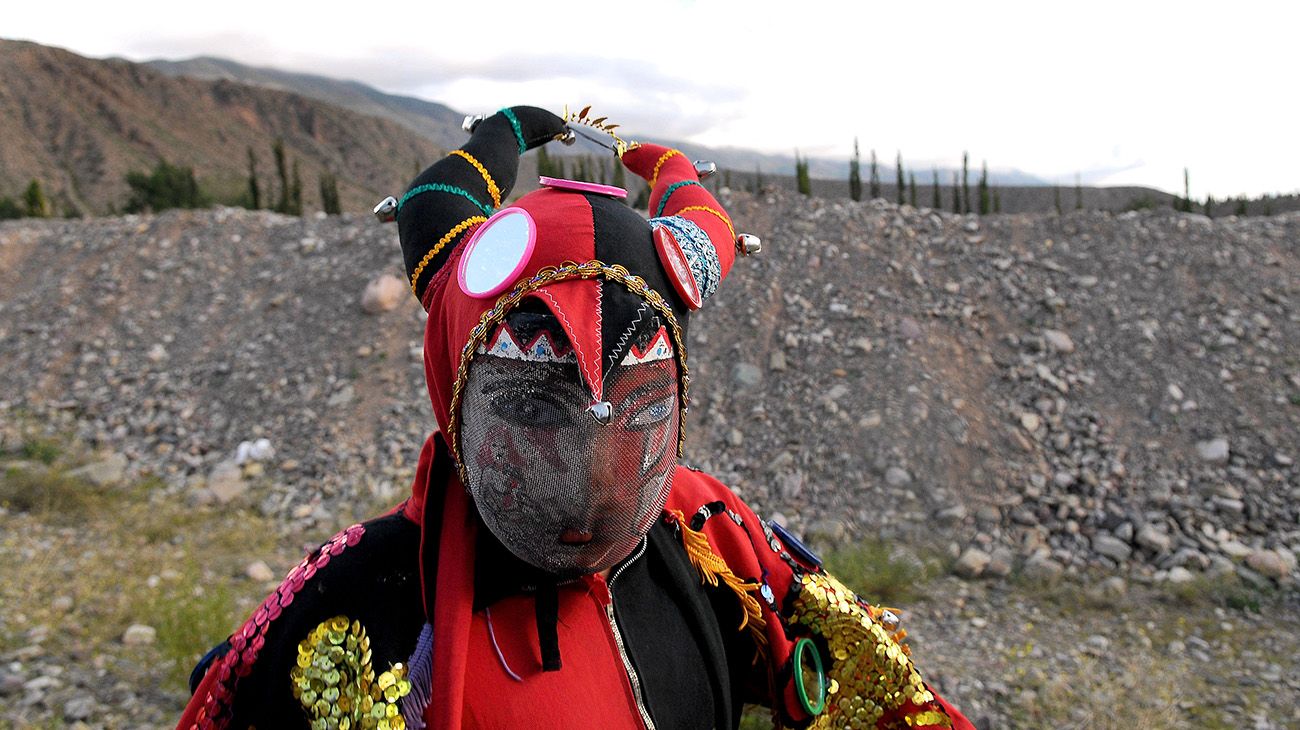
459,314 -> 679,577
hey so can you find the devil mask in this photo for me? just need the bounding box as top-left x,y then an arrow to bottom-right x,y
394,106 -> 748,577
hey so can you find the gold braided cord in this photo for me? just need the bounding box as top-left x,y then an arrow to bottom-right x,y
410,216 -> 487,295
674,204 -> 736,239
446,261 -> 690,480
449,150 -> 501,209
666,509 -> 768,652
650,149 -> 683,189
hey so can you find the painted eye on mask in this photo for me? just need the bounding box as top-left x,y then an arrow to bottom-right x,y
627,395 -> 675,429
490,392 -> 572,428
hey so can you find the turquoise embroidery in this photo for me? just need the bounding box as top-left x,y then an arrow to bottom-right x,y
500,108 -> 526,155
397,183 -> 492,217
655,180 -> 702,217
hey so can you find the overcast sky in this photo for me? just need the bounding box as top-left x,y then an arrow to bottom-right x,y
7,1 -> 1296,198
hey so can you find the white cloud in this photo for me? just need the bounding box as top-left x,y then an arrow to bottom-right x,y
7,0 -> 1297,196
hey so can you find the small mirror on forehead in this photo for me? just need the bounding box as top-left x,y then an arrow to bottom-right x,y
539,176 -> 628,199
458,208 -> 537,299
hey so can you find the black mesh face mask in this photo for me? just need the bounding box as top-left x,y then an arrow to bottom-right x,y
460,311 -> 680,578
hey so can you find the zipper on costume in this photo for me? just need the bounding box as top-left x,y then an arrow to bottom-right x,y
605,538 -> 656,730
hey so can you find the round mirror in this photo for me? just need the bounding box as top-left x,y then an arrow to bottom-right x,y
457,208 -> 537,299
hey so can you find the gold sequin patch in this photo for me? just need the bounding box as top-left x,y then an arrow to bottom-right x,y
790,573 -> 949,729
289,615 -> 413,730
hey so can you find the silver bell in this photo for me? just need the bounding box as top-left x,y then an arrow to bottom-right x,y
558,129 -> 578,146
373,196 -> 398,223
736,233 -> 762,256
587,401 -> 613,425
693,160 -> 718,179
462,114 -> 487,134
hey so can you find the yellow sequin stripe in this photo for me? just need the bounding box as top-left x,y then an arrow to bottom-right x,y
666,509 -> 768,652
905,710 -> 953,727
290,615 -> 412,728
446,261 -> 690,481
448,150 -> 501,209
675,204 -> 736,240
650,148 -> 682,189
410,216 -> 487,295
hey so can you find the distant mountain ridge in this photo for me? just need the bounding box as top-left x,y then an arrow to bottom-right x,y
0,39 -> 443,215
144,54 -> 1048,187
145,56 -> 468,151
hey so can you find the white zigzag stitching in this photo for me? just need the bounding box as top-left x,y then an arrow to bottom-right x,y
606,300 -> 650,379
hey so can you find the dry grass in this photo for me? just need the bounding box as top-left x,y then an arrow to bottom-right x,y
0,452 -> 302,698
1001,651 -> 1198,730
823,538 -> 946,606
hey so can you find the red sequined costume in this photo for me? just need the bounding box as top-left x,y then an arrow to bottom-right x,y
178,106 -> 974,730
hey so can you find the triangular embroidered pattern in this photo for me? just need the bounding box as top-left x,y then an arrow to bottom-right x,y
619,327 -> 674,366
477,327 -> 576,363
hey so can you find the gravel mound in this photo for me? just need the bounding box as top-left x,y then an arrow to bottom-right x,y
1,193 -> 1297,584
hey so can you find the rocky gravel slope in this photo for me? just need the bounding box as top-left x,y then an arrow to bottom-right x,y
1,190 -> 1297,726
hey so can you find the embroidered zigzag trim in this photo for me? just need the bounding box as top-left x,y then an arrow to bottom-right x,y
188,523 -> 366,730
620,326 -> 673,366
477,326 -> 576,363
665,509 -> 768,654
606,300 -> 648,375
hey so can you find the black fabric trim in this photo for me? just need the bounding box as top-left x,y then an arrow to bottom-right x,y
535,581 -> 562,671
188,639 -> 230,695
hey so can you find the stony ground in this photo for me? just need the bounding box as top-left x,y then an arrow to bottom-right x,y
0,190 -> 1296,728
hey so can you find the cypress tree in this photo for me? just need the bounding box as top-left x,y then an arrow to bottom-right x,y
978,161 -> 990,215
895,152 -> 905,205
754,164 -> 764,193
1183,167 -> 1191,212
849,138 -> 862,202
1054,185 -> 1062,215
319,171 -> 341,215
537,146 -> 553,178
246,147 -> 261,209
961,151 -> 970,214
612,158 -> 626,190
951,171 -> 961,213
908,172 -> 917,208
272,138 -> 290,214
289,160 -> 303,216
23,179 -> 49,218
631,182 -> 650,210
795,151 -> 811,196
868,150 -> 880,199
1234,197 -> 1247,216
931,168 -> 940,209
1204,194 -> 1215,219
1075,173 -> 1083,210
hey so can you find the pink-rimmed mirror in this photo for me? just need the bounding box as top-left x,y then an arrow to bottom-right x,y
457,207 -> 537,299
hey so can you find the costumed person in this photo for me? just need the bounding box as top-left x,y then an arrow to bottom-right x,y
177,105 -> 974,730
